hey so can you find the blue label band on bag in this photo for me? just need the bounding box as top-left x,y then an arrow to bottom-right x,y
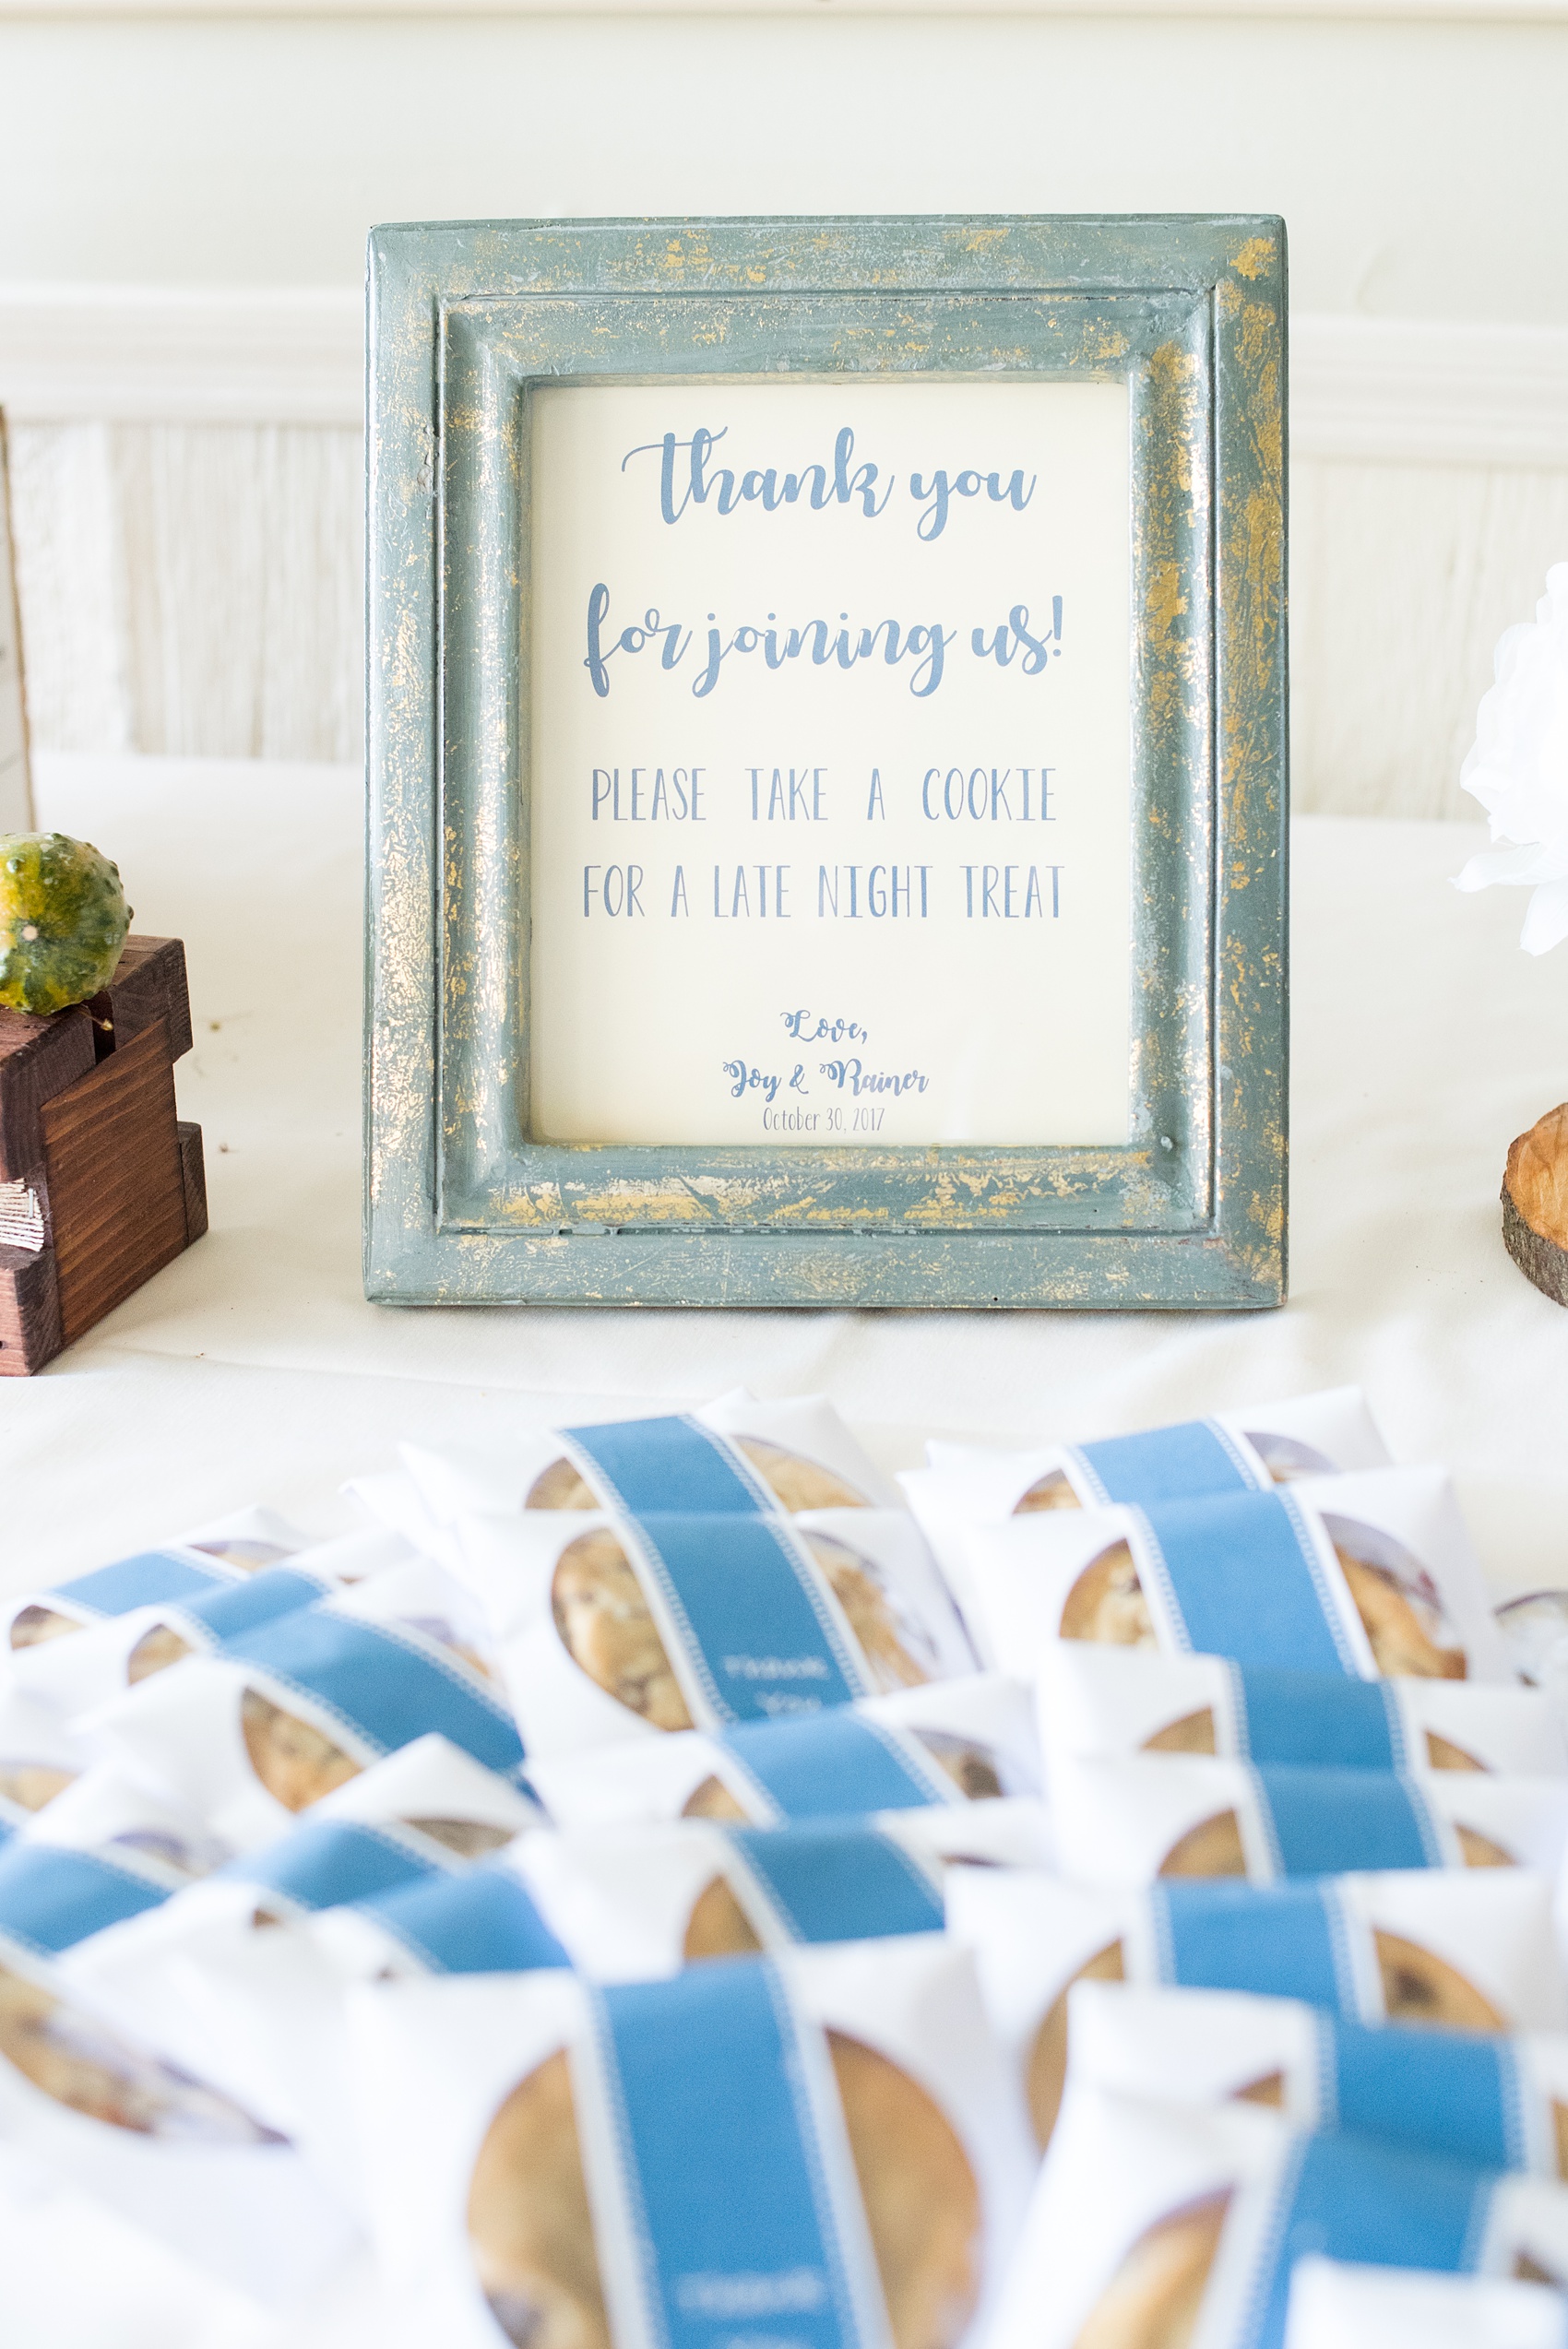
564,1417 -> 774,1517
0,1845 -> 169,1955
1132,1491 -> 1362,1676
722,1823 -> 944,1944
1251,1764 -> 1443,1877
718,1714 -> 950,1822
1230,1666 -> 1403,1772
1066,1421 -> 1265,1510
1153,1880 -> 1360,2014
1245,2132 -> 1496,2349
624,1515 -> 869,1726
1317,2017 -> 1524,2173
174,1567 -> 333,1650
219,1819 -> 444,1916
354,1864 -> 570,1975
47,1551 -> 231,1622
226,1608 -> 526,1775
592,1962 -> 876,2349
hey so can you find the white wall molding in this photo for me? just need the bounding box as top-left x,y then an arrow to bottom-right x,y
1291,316 -> 1568,467
1,0 -> 1564,16
0,288 -> 365,427
2,288 -> 1566,466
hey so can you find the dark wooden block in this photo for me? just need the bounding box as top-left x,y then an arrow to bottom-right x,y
40,1017 -> 189,1345
0,1244 -> 62,1376
0,934 -> 205,1371
177,1120 -> 208,1245
87,935 -> 194,1065
0,1005 -> 94,1183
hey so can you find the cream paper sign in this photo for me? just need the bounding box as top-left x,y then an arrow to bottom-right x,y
529,380 -> 1131,1147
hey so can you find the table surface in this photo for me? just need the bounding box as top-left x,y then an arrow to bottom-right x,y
5,749 -> 1568,2345
12,751 -> 1568,1595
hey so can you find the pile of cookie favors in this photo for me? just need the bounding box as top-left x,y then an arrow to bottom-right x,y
3,1389 -> 1568,2349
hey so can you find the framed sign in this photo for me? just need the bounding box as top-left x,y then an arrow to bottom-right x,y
366,216 -> 1287,1310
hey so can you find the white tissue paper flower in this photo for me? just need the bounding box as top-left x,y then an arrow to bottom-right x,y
1454,562 -> 1568,953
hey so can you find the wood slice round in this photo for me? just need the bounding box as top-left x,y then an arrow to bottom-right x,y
1502,1100 -> 1568,1307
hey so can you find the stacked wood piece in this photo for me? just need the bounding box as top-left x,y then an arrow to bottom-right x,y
0,937 -> 206,1374
1502,1100 -> 1568,1308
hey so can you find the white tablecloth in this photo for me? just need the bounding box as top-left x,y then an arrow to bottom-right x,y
12,752 -> 1568,1595
5,750 -> 1568,2344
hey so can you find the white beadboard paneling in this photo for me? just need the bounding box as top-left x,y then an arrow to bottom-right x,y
3,293 -> 1565,813
22,421 -> 1564,815
114,425 -> 363,763
7,422 -> 362,765
0,415 -> 32,825
6,422 -> 132,757
1290,458 -> 1568,819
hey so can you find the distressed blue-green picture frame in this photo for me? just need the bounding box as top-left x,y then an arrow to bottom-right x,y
365,216 -> 1287,1311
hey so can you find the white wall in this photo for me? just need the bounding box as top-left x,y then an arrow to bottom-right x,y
1,11 -> 1564,316
1,6 -> 1564,811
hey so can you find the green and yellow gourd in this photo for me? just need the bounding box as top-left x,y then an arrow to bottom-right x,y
0,833 -> 131,1015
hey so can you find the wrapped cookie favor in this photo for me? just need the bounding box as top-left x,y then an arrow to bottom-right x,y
0,1762 -> 359,2299
396,1393 -> 905,1527
526,1673 -> 1039,1829
62,1735 -> 542,2213
111,1525 -> 418,1692
1036,1643 -> 1567,1777
456,1506 -> 975,1765
924,1387 -> 1391,1502
318,1803 -> 1049,1986
1048,1753 -> 1568,1886
350,1934 -> 1035,2349
85,1555 -> 528,1849
0,1689 -> 89,1833
1285,2256 -> 1568,2349
0,1765 -> 230,1968
991,2086 -> 1568,2349
904,1389 -> 1391,1635
1067,1978 -> 1568,2176
946,1866 -> 1567,2152
0,1939 -> 360,2304
962,1466 -> 1512,1681
314,1845 -> 574,1987
76,1733 -> 539,1970
0,1505 -> 308,1716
